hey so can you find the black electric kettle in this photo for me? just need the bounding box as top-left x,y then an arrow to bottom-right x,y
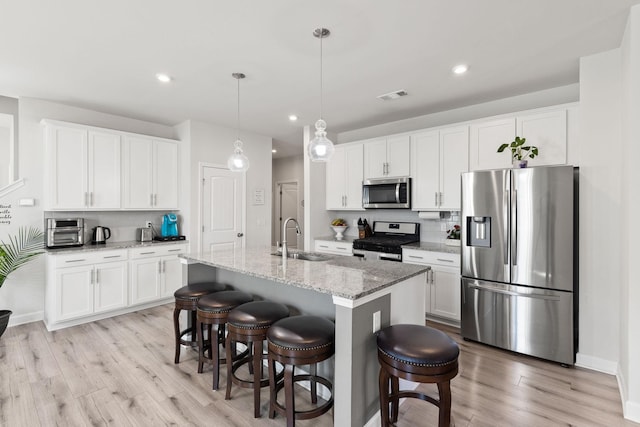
92,226 -> 111,244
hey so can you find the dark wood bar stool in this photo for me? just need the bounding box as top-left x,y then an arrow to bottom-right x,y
267,315 -> 335,427
173,281 -> 226,364
225,301 -> 290,418
196,290 -> 253,390
377,324 -> 460,427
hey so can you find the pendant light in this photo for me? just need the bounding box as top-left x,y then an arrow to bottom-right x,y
308,27 -> 335,162
227,72 -> 250,172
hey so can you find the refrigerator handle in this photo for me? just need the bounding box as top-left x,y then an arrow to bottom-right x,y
503,189 -> 510,268
512,189 -> 518,267
467,284 -> 560,301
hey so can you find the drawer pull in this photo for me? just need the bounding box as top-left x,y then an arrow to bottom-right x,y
337,247 -> 347,250
408,255 -> 424,259
103,255 -> 121,259
319,245 -> 329,248
140,251 -> 156,255
436,258 -> 455,263
167,249 -> 182,252
65,259 -> 86,263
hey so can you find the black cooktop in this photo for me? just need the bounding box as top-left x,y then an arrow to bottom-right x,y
352,221 -> 420,254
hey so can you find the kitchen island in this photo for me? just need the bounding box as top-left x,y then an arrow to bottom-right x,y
180,247 -> 429,427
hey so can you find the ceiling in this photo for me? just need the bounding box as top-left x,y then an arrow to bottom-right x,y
1,1 -> 639,158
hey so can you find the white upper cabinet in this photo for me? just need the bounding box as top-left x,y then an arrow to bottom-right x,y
469,107 -> 568,171
43,119 -> 179,211
469,118 -> 516,171
45,123 -> 121,210
412,126 -> 468,210
364,135 -> 410,179
326,143 -> 364,210
122,137 -> 179,209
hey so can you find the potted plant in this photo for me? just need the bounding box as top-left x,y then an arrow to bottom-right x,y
0,227 -> 44,338
445,225 -> 460,246
497,136 -> 539,168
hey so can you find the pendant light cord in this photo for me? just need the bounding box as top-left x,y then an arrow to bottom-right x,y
236,76 -> 240,141
319,30 -> 323,121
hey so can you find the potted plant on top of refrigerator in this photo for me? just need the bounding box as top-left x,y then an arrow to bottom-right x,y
497,136 -> 539,168
0,227 -> 44,339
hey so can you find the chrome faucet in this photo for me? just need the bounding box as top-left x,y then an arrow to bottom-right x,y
281,217 -> 301,260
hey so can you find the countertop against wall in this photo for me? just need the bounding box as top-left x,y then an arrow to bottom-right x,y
45,239 -> 188,254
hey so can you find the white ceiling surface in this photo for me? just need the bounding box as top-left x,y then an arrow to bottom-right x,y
1,1 -> 638,158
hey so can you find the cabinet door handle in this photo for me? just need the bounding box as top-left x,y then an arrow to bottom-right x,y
90,269 -> 94,284
435,192 -> 438,206
90,192 -> 94,206
430,269 -> 435,284
158,261 -> 162,274
95,269 -> 99,284
439,192 -> 443,206
84,192 -> 88,206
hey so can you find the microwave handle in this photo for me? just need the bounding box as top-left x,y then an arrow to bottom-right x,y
395,183 -> 401,203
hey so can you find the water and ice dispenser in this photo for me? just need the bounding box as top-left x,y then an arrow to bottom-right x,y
466,216 -> 491,247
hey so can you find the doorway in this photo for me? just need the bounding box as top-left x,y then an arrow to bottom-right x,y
274,181 -> 300,248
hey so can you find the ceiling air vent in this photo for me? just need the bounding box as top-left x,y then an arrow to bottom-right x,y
377,90 -> 408,101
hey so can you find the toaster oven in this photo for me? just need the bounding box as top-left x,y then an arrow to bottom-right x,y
45,218 -> 84,248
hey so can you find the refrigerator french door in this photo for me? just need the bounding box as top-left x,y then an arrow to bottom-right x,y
460,166 -> 575,365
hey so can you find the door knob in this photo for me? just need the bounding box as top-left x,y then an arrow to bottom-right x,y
237,233 -> 244,237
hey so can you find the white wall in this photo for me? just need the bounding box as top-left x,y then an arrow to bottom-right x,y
272,154 -> 304,246
576,49 -> 622,372
619,5 -> 640,421
183,120 -> 272,251
0,98 -> 179,325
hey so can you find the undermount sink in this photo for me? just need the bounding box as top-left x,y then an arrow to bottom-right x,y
271,251 -> 331,262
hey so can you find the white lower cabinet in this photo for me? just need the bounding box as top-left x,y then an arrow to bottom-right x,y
48,250 -> 128,324
46,243 -> 186,330
129,244 -> 187,305
403,249 -> 461,324
314,240 -> 353,256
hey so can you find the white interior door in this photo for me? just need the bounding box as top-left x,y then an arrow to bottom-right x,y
278,182 -> 299,249
201,166 -> 244,253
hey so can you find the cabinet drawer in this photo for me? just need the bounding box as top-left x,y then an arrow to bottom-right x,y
403,249 -> 460,267
315,240 -> 352,256
52,250 -> 126,267
129,244 -> 187,259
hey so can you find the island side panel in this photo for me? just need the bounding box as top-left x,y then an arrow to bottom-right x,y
334,294 -> 391,427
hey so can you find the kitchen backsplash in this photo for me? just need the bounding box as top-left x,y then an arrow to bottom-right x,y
327,210 -> 460,243
43,211 -> 181,243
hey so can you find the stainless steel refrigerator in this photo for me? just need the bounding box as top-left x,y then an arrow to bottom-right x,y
461,165 -> 576,365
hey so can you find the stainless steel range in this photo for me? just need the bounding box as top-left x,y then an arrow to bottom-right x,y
352,221 -> 420,262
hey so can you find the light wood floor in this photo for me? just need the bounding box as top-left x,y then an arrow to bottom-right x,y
0,304 -> 637,427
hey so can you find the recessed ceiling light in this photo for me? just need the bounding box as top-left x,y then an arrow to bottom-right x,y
288,115 -> 298,122
156,73 -> 172,83
452,64 -> 468,75
377,90 -> 408,101
272,149 -> 277,153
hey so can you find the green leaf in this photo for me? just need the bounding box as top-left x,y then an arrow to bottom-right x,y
0,227 -> 44,289
497,143 -> 509,153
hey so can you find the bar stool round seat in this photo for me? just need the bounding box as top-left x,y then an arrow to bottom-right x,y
377,324 -> 459,427
197,290 -> 253,390
225,301 -> 290,418
267,315 -> 335,427
173,281 -> 226,364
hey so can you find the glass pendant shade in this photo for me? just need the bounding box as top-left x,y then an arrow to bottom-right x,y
227,139 -> 250,172
228,72 -> 249,172
308,119 -> 335,162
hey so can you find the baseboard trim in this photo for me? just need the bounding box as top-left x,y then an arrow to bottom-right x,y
617,370 -> 640,423
575,352 -> 618,375
7,310 -> 44,327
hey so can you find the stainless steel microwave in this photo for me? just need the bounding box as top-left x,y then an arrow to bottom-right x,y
362,177 -> 411,209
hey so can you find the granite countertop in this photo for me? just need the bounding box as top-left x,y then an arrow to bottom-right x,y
314,235 -> 358,243
401,241 -> 461,255
46,239 -> 189,255
181,246 -> 428,300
